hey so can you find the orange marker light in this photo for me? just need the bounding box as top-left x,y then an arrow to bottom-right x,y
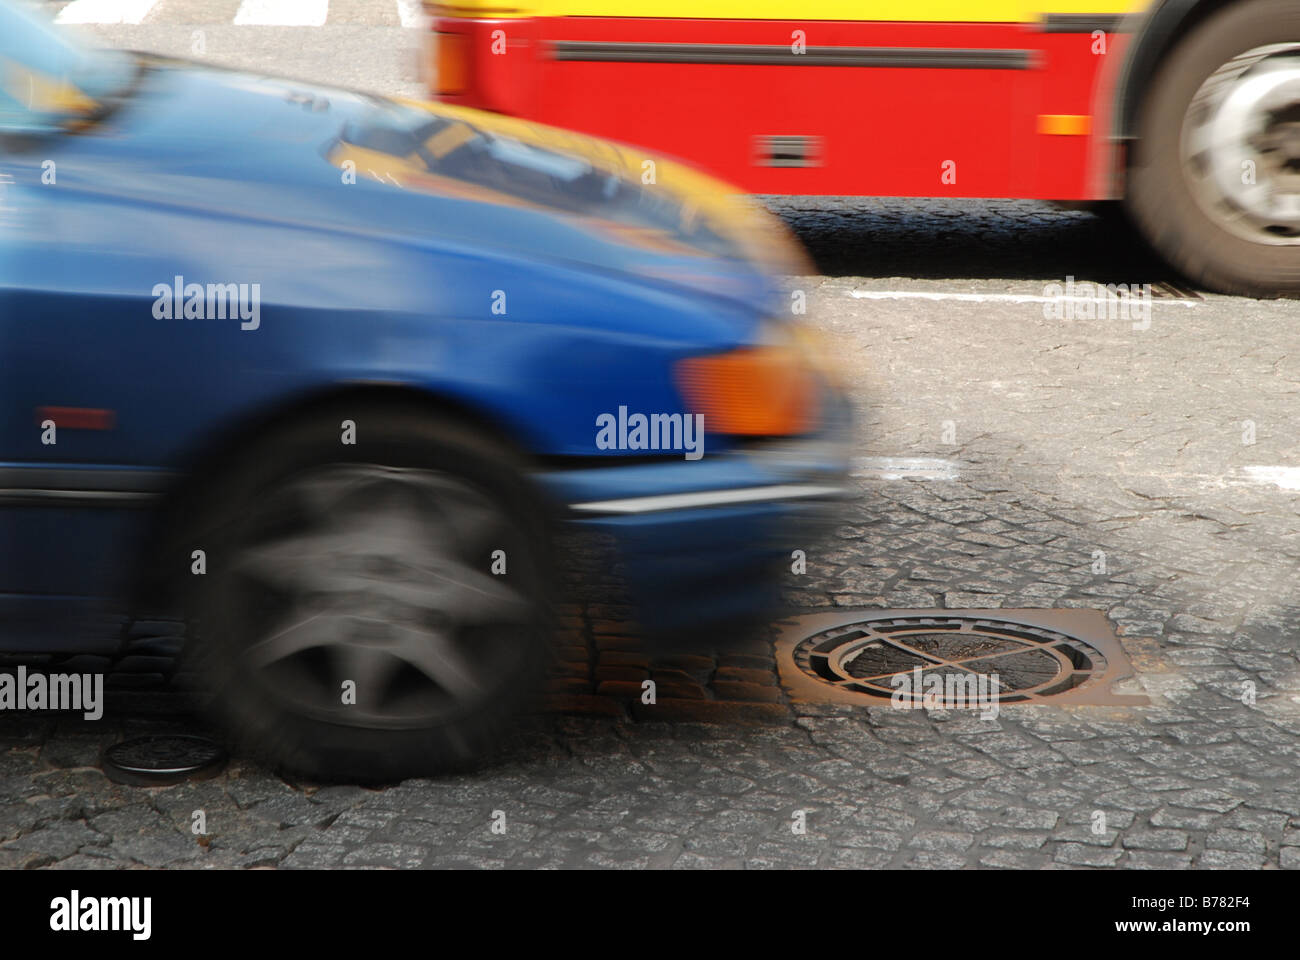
1037,114 -> 1092,136
675,346 -> 818,436
435,32 -> 470,95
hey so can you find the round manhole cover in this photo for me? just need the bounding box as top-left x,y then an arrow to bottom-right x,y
793,615 -> 1109,706
102,734 -> 228,786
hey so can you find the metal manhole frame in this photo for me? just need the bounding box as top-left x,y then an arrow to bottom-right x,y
803,619 -> 1102,703
775,608 -> 1149,707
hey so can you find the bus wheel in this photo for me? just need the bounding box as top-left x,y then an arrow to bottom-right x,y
1126,0 -> 1300,298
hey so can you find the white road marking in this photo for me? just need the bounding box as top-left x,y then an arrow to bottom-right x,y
233,0 -> 330,26
853,457 -> 959,480
849,290 -> 1199,307
1241,466 -> 1300,491
395,0 -> 423,27
55,0 -> 159,24
850,460 -> 1299,491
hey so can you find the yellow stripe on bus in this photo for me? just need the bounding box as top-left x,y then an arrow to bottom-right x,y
428,0 -> 1149,22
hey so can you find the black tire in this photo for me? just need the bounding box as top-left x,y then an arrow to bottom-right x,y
1125,0 -> 1300,297
176,400 -> 553,782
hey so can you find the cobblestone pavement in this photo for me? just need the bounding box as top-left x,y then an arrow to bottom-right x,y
3,199 -> 1299,870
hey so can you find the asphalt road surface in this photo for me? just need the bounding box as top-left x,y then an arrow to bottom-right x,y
3,4 -> 1300,869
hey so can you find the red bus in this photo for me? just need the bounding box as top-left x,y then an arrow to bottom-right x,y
425,0 -> 1299,297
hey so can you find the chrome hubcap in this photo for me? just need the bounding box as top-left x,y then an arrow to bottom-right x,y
228,464 -> 534,728
1182,43 -> 1300,243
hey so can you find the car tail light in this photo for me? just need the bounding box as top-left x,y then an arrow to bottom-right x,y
435,31 -> 469,95
675,345 -> 819,436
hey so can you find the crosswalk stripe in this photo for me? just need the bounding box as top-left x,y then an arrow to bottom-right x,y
232,0 -> 330,26
55,0 -> 160,24
45,0 -> 427,26
144,0 -> 246,25
395,0 -> 422,27
324,0 -> 397,25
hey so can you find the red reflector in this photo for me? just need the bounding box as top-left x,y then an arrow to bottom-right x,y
36,407 -> 116,430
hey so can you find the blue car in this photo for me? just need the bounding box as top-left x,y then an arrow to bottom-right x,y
0,1 -> 851,779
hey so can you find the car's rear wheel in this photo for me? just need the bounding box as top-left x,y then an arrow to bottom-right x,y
1126,0 -> 1300,297
180,401 -> 552,782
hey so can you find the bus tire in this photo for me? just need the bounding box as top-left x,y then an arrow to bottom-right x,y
1125,0 -> 1300,298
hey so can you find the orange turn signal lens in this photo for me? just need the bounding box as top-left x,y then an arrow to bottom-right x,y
435,32 -> 469,95
675,346 -> 819,436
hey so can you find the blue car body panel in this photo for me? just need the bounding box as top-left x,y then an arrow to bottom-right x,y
0,21 -> 850,649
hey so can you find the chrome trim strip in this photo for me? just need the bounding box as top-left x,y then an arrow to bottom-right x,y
0,489 -> 160,507
1040,13 -> 1129,33
0,467 -> 174,508
553,42 -> 1033,70
570,482 -> 847,515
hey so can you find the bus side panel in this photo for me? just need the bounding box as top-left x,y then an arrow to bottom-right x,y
1036,29 -> 1130,199
434,15 -> 1122,200
535,18 -> 1035,197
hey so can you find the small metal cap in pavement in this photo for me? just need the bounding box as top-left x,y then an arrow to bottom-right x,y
102,734 -> 229,786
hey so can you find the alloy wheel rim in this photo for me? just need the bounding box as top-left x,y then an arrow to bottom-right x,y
227,463 -> 535,729
1181,43 -> 1300,245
